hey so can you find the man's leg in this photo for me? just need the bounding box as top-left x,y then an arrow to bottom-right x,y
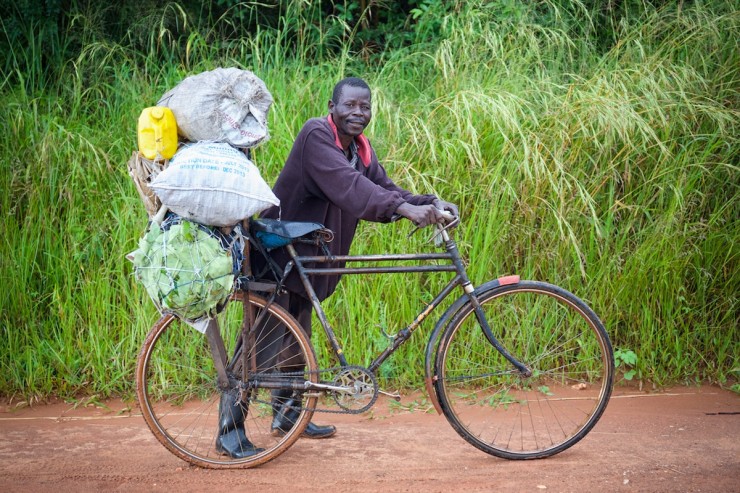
271,292 -> 336,439
215,385 -> 264,458
212,294 -> 287,459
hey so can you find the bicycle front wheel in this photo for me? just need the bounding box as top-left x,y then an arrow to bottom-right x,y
136,292 -> 318,468
434,281 -> 613,460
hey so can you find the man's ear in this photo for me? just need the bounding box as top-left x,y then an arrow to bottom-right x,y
328,99 -> 335,112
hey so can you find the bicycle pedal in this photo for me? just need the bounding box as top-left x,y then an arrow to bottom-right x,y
379,389 -> 401,401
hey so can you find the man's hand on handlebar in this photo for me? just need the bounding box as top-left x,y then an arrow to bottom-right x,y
395,200 -> 459,228
432,199 -> 459,221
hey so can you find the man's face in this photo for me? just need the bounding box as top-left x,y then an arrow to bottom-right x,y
329,85 -> 372,142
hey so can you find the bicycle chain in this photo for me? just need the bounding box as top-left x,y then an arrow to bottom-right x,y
242,365 -> 379,415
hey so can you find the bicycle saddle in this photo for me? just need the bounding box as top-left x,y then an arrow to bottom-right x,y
250,218 -> 330,249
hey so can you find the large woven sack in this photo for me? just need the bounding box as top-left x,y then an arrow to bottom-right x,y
127,151 -> 165,217
157,68 -> 272,149
150,142 -> 279,227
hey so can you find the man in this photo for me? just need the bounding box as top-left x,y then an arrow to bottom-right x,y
216,77 -> 457,458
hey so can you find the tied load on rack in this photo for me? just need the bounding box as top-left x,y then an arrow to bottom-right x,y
128,68 -> 278,329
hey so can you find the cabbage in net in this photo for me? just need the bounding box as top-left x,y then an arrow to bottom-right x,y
132,216 -> 241,321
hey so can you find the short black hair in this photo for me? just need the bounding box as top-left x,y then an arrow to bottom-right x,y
331,77 -> 371,103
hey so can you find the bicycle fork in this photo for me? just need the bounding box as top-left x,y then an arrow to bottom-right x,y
469,299 -> 532,377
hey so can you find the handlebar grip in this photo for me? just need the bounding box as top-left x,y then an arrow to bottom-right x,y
436,208 -> 456,222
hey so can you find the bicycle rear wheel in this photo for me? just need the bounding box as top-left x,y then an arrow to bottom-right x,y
434,281 -> 613,459
136,292 -> 318,468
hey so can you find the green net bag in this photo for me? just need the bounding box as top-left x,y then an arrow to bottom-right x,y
132,215 -> 243,321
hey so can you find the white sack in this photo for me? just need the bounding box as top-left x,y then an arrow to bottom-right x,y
150,142 -> 279,227
158,68 -> 273,148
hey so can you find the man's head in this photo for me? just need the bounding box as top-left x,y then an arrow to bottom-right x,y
329,77 -> 372,148
331,77 -> 370,104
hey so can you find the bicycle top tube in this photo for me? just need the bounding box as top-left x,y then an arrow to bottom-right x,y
296,252 -> 458,276
280,220 -> 465,278
246,216 -> 471,291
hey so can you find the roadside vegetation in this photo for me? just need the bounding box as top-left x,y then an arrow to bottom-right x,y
1,0 -> 737,399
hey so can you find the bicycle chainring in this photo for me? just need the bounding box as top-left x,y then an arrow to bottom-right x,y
331,366 -> 378,413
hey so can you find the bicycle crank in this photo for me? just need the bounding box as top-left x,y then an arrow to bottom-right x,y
311,366 -> 379,413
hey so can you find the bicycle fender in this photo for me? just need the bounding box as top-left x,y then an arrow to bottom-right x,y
423,275 -> 520,414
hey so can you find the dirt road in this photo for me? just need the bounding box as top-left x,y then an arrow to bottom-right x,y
1,385 -> 738,492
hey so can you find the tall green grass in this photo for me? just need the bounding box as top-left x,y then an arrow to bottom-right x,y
0,1 -> 737,399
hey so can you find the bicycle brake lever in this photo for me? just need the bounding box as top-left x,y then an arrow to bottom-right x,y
429,210 -> 459,246
430,224 -> 448,247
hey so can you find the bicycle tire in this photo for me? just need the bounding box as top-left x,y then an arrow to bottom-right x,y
434,281 -> 613,460
136,292 -> 318,468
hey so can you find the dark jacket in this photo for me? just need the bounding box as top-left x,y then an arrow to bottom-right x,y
260,117 -> 436,300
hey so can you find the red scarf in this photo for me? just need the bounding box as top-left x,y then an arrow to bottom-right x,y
327,114 -> 371,167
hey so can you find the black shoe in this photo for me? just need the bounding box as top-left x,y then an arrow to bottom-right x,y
271,420 -> 337,439
302,421 -> 337,439
215,429 -> 263,458
216,389 -> 264,458
271,390 -> 337,439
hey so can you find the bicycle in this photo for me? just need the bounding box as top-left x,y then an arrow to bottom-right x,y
135,212 -> 614,468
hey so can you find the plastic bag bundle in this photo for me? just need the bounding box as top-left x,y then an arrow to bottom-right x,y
157,67 -> 273,149
132,214 -> 244,321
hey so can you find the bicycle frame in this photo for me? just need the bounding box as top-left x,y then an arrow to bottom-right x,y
263,224 -> 531,407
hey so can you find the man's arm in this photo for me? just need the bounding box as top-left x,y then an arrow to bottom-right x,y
363,148 -> 459,226
300,127 -> 408,221
300,121 -> 458,225
376,163 -> 459,225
